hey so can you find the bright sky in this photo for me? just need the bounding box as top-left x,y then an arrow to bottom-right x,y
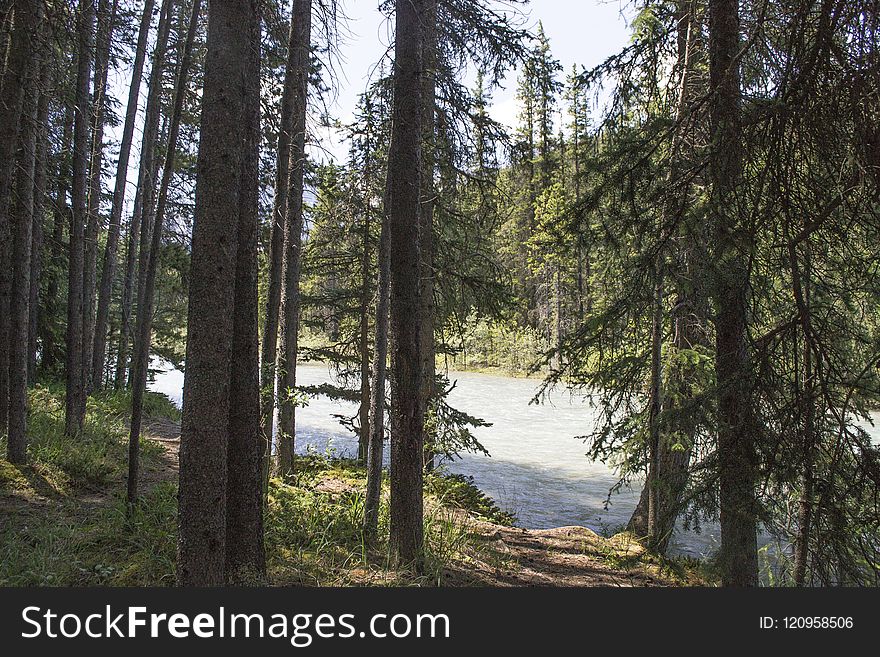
314,0 -> 635,162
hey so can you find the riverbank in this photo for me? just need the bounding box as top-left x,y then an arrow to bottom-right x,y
299,357 -> 547,380
442,362 -> 546,379
0,384 -> 704,586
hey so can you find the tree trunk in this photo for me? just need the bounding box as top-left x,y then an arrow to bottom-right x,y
420,0 -> 437,472
226,5 -> 265,579
644,268 -> 667,540
82,0 -> 117,393
6,0 -> 41,463
791,231 -> 815,586
0,0 -> 12,87
552,267 -> 563,369
27,63 -> 50,385
65,0 -> 95,436
572,76 -> 580,200
387,0 -> 425,569
128,0 -> 201,506
573,92 -> 585,320
520,65 -> 538,330
357,201 -> 372,462
710,0 -> 758,587
40,101 -> 73,375
260,0 -> 302,468
364,210 -> 390,540
93,0 -> 155,388
0,0 -> 38,437
276,0 -> 312,479
628,1 -> 706,553
115,0 -> 173,389
178,0 -> 257,587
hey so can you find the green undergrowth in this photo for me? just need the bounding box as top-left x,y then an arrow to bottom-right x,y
425,471 -> 516,526
0,383 -> 174,497
264,454 -> 515,585
0,386 -> 519,586
0,384 -> 179,585
1,455 -> 515,586
0,481 -> 179,586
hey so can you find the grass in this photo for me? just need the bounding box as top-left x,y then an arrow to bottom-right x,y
1,384 -> 173,496
425,471 -> 516,526
0,482 -> 179,586
0,384 -> 178,585
264,454 -> 510,585
595,533 -> 707,585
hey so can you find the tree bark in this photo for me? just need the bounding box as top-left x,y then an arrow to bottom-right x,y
552,267 -> 563,369
276,0 -> 312,479
364,209 -> 390,540
260,0 -> 302,467
27,63 -> 50,385
226,4 -> 265,579
710,0 -> 758,587
0,0 -> 37,436
128,0 -> 201,506
387,0 -> 426,569
82,0 -> 117,392
178,0 -> 257,586
65,0 -> 95,436
570,74 -> 587,320
6,0 -> 41,463
0,0 -> 12,87
420,0 -> 437,472
790,230 -> 815,586
115,0 -> 173,389
357,197 -> 372,462
40,100 -> 73,374
645,274 -> 663,544
93,0 -> 155,388
628,1 -> 706,553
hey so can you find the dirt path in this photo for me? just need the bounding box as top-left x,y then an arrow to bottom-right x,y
445,519 -> 688,586
139,417 -> 181,490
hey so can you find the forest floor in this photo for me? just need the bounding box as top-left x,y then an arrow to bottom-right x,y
0,385 -> 704,586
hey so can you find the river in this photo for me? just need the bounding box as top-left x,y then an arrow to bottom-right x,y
149,362 -> 880,560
